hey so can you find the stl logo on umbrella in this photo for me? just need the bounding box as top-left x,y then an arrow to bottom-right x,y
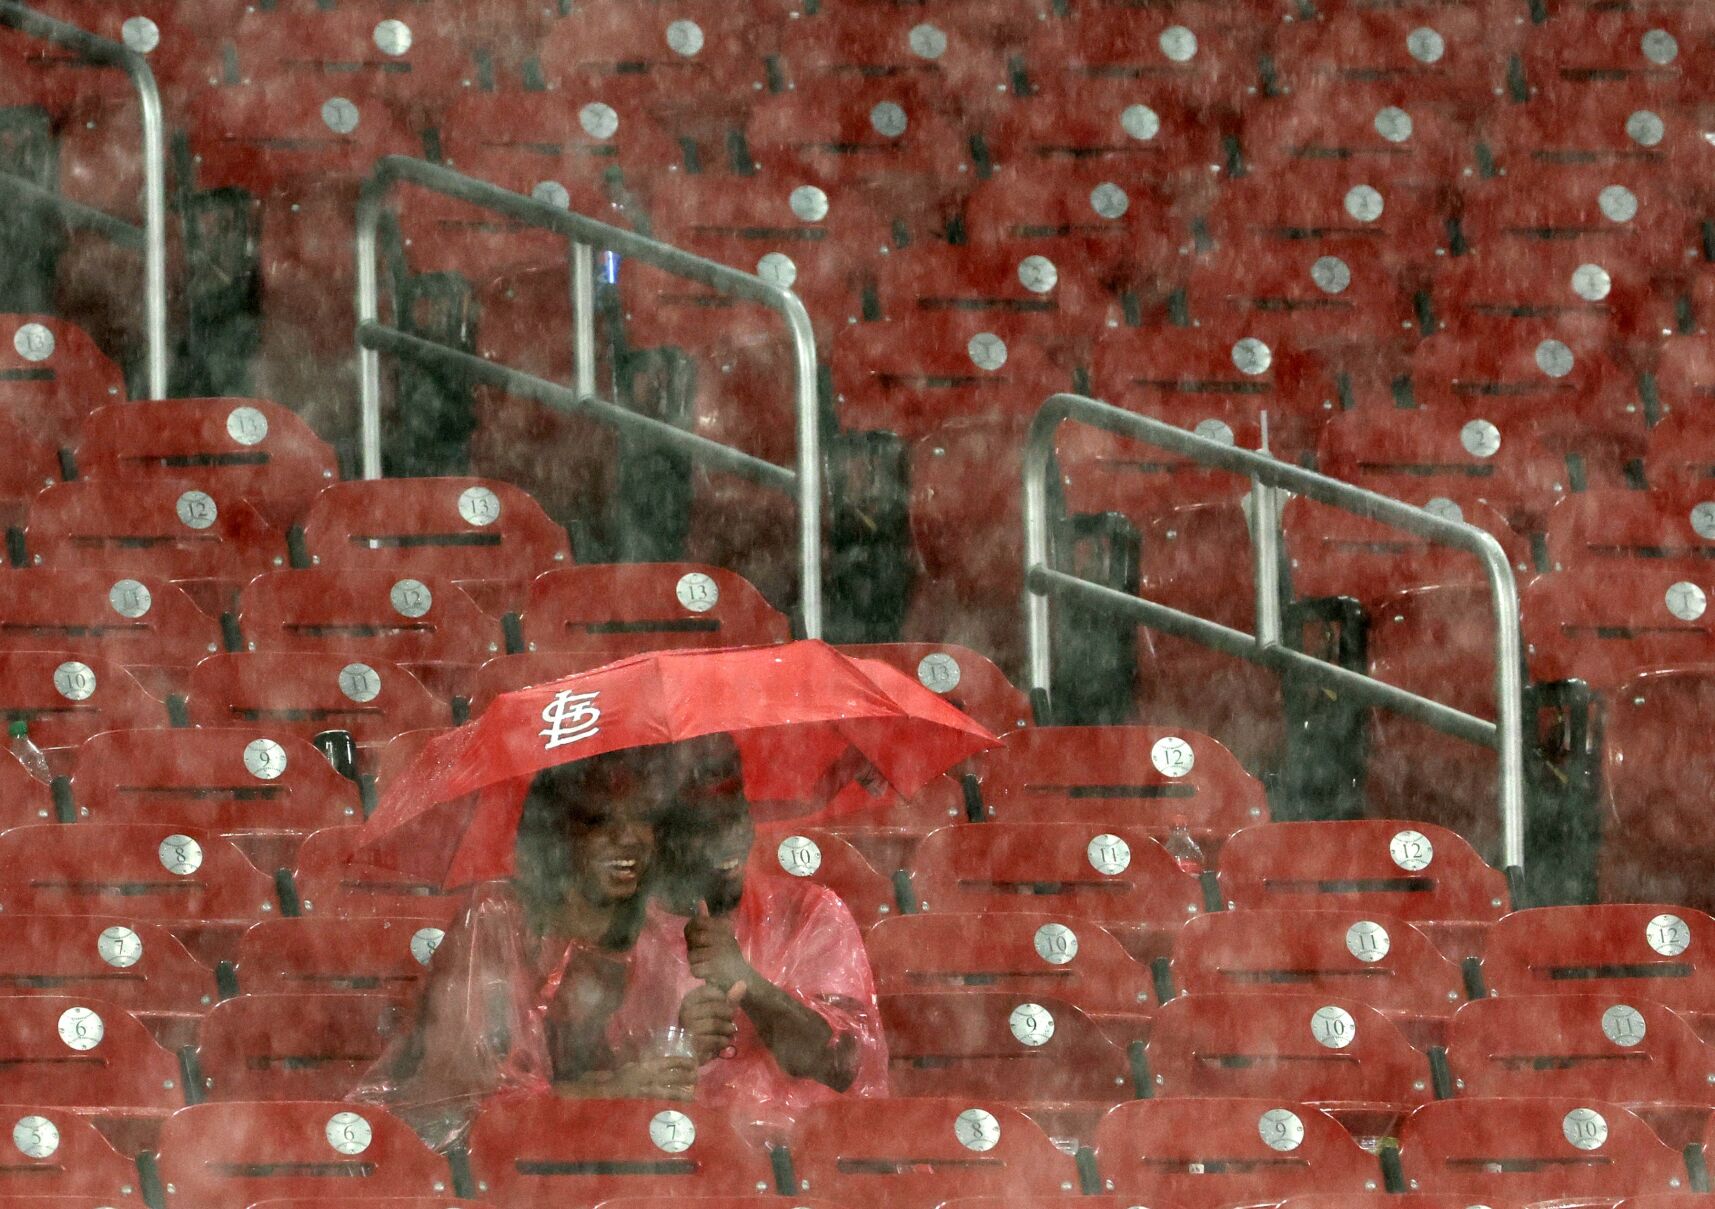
540,690 -> 603,750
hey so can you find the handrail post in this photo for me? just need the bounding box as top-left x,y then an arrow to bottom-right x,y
571,241 -> 596,400
355,174 -> 385,481
0,1 -> 170,397
1023,393 -> 1528,873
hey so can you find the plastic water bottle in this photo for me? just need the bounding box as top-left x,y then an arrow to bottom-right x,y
8,720 -> 50,783
1164,817 -> 1205,875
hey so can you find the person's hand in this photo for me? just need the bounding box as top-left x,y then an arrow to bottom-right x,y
609,1056 -> 697,1100
680,981 -> 746,1062
685,901 -> 752,989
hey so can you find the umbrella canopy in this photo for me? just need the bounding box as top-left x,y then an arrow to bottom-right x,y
351,641 -> 1000,886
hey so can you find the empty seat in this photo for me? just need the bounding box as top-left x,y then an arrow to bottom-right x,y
868,912 -> 1156,1020
1242,86 -> 1473,188
880,990 -> 1136,1106
1211,170 -> 1455,271
0,572 -> 221,698
70,727 -> 359,873
1428,242 -> 1671,341
23,481 -> 289,613
1143,993 -> 1431,1140
0,1103 -> 146,1202
291,826 -> 466,920
1516,12 -> 1715,100
1093,1098 -> 1382,1208
1024,10 -> 1248,113
908,823 -> 1203,961
152,1101 -> 454,1208
464,1098 -> 773,1205
1646,340 -> 1715,445
1216,821 -> 1510,960
73,398 -> 338,529
836,643 -> 1031,737
1272,9 -> 1498,105
0,651 -> 166,754
185,652 -> 450,758
1524,563 -> 1715,688
520,563 -> 790,658
791,1097 -> 1081,1208
0,315 -> 126,444
1395,1098 -> 1688,1201
234,916 -> 447,995
1172,910 -> 1468,1049
1445,995 -> 1715,1111
1543,489 -> 1715,570
299,477 -> 571,614
971,725 -> 1267,849
1458,168 -> 1692,266
1484,905 -> 1715,1028
749,829 -> 896,928
192,992 -> 407,1101
0,995 -> 179,1113
0,824 -> 278,964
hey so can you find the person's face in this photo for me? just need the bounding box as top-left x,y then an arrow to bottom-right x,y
678,797 -> 755,915
564,797 -> 656,907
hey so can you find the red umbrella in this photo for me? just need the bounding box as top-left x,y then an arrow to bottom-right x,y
351,641 -> 999,886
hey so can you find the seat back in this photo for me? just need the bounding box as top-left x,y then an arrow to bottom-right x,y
292,827 -> 467,921
195,992 -> 407,1101
910,822 -> 1203,933
1217,821 -> 1509,927
836,643 -> 1031,736
74,398 -> 337,528
0,652 -> 166,751
1483,905 -> 1715,1015
868,912 -> 1155,1016
0,995 -> 178,1110
153,1101 -> 451,1208
0,573 -> 220,679
974,725 -> 1266,842
521,564 -> 790,657
791,1097 -> 1081,1208
1523,565 -> 1715,687
1396,1098 -> 1687,1201
1144,992 -> 1431,1107
465,1098 -> 772,1207
185,653 -> 449,749
235,916 -> 447,995
1604,669 -> 1715,860
0,315 -> 125,443
0,1103 -> 145,1201
238,569 -> 505,669
749,829 -> 896,928
1093,1098 -> 1382,1209
0,916 -> 215,1017
24,480 -> 288,581
1446,995 -> 1715,1102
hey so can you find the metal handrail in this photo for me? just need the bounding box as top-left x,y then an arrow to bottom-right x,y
1022,393 -> 1527,871
354,156 -> 824,639
0,1 -> 169,399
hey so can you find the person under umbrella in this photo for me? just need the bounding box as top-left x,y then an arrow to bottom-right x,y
615,736 -> 889,1141
353,748 -> 704,1149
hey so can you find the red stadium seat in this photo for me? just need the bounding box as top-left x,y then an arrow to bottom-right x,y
1516,12 -> 1715,101
1271,9 -> 1500,108
1646,339 -> 1715,445
778,9 -> 1009,117
599,1200 -> 849,1209
1172,910 -> 1468,1050
238,568 -> 506,699
0,572 -> 221,698
1284,492 -> 1531,607
907,823 -> 1204,962
0,315 -> 126,445
466,652 -> 607,716
791,1097 -> 1082,1207
1395,1098 -> 1688,1201
189,84 -> 421,199
246,1200 -> 490,1209
1429,242 -> 1673,342
970,725 -> 1268,849
1093,1098 -> 1382,1208
185,652 -> 451,757
1025,10 -> 1249,113
1601,670 -> 1715,911
978,83 -> 1220,186
1445,995 -> 1715,1113
870,243 -> 1120,350
1211,170 -> 1455,273
291,826 -> 466,921
73,398 -> 338,529
1484,906 -> 1715,1029
152,1101 -> 453,1208
70,727 -> 359,873
0,916 -> 216,1051
1283,1198 -> 1520,1209
0,410 -> 60,531
1480,95 -> 1713,187
192,992 -> 406,1101
880,990 -> 1136,1105
1542,489 -> 1715,570
1458,168 -> 1693,266
299,477 -> 571,614
465,1098 -> 773,1205
0,824 -> 278,964
1522,564 -> 1715,688
0,995 -> 179,1113
837,643 -> 1031,737
0,1104 -> 146,1202
1241,87 -> 1474,191
1143,993 -> 1431,1140
520,563 -> 790,658
748,829 -> 897,928
235,915 -> 448,995
24,481 -> 289,613
1216,821 -> 1509,961
867,912 -> 1157,1020
0,652 -> 166,755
